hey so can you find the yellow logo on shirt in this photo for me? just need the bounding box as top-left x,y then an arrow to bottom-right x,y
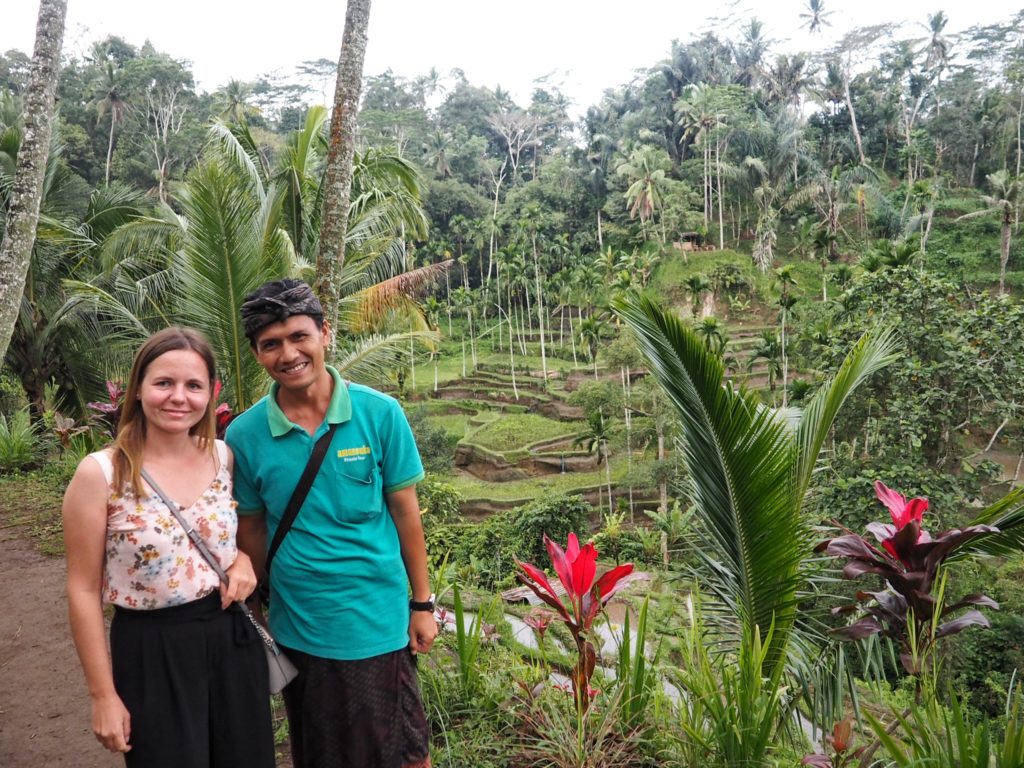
337,445 -> 371,460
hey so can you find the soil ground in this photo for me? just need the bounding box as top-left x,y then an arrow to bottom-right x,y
0,504 -> 291,767
0,523 -> 121,767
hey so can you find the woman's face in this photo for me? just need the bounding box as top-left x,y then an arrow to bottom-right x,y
138,349 -> 212,436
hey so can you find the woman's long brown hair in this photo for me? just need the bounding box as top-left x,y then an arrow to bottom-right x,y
111,327 -> 217,498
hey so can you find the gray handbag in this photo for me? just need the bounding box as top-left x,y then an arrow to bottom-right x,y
141,467 -> 298,694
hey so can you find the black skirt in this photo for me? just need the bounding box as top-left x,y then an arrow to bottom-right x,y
280,644 -> 431,768
110,592 -> 275,768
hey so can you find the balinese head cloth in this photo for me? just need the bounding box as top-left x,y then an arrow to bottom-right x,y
240,278 -> 324,341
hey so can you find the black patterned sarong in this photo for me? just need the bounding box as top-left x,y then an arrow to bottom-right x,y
280,645 -> 431,768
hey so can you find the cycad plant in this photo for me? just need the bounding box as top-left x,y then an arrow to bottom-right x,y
615,292 -> 897,763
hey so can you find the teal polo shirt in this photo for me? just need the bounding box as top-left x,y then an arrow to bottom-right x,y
226,366 -> 424,660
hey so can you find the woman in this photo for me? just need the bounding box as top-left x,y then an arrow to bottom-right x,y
63,327 -> 275,768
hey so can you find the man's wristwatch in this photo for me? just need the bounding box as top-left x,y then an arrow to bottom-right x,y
409,593 -> 435,612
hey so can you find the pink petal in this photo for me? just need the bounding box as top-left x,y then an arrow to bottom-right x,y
904,497 -> 928,525
545,535 -> 575,599
573,543 -> 598,596
595,563 -> 635,601
566,533 -> 580,562
518,560 -> 562,603
874,480 -> 908,526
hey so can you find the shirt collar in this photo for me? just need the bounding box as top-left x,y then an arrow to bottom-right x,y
266,365 -> 352,437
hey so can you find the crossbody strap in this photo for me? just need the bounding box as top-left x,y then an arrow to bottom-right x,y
264,421 -> 339,579
142,466 -> 231,583
141,466 -> 283,655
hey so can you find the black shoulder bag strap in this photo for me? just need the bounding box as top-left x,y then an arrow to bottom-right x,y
264,421 -> 339,583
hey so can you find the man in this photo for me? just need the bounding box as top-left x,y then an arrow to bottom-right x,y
226,278 -> 436,768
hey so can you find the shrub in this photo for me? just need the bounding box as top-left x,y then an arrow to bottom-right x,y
0,408 -> 46,474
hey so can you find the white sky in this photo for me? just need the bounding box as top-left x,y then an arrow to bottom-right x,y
2,0 -> 1021,115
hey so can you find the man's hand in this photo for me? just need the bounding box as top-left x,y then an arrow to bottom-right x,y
408,609 -> 438,655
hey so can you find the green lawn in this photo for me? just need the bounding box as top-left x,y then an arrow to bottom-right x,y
451,454 -> 639,502
466,412 -> 577,452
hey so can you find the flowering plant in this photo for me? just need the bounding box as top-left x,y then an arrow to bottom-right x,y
818,481 -> 999,675
516,533 -> 634,714
801,717 -> 863,767
86,380 -> 125,436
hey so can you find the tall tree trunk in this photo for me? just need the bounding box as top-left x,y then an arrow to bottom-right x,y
843,75 -> 866,165
999,218 -> 1011,296
0,0 -> 67,367
531,233 -> 547,383
105,119 -> 116,186
315,0 -> 372,330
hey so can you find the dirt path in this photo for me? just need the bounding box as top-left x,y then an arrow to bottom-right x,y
0,526 -> 121,767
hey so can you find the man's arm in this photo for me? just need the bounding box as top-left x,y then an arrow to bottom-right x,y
236,514 -> 268,595
387,484 -> 436,655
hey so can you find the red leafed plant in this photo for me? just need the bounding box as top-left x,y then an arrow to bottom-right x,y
86,380 -> 125,436
817,481 -> 999,676
516,533 -> 634,715
801,717 -> 863,767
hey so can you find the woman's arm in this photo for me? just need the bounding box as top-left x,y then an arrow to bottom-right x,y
63,456 -> 131,753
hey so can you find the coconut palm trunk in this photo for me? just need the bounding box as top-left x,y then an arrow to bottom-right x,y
315,0 -> 372,329
0,0 -> 67,366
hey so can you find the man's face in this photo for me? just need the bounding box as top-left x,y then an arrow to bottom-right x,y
252,314 -> 330,392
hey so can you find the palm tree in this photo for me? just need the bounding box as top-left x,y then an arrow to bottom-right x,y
922,12 -> 950,114
577,314 -> 605,379
772,266 -> 798,406
684,274 -> 711,318
615,293 -> 896,737
747,330 -> 783,404
214,79 -> 259,124
616,145 -> 670,238
421,128 -> 453,179
316,0 -> 371,327
422,296 -> 444,391
956,170 -> 1022,295
799,0 -> 833,34
0,0 -> 67,367
91,51 -> 129,186
694,316 -> 725,354
68,120 -> 437,410
575,411 -> 614,514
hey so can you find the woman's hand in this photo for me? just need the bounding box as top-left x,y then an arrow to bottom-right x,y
221,550 -> 258,608
91,692 -> 131,753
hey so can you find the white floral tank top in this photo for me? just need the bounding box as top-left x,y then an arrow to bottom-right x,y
89,441 -> 239,609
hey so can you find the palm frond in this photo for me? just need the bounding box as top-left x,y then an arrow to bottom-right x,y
207,119 -> 269,191
615,293 -> 800,683
95,207 -> 182,274
794,326 -> 898,503
342,261 -> 451,334
332,331 -> 436,385
175,157 -> 294,409
949,486 -> 1024,561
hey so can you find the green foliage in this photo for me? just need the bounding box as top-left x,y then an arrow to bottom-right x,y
869,686 -> 1024,768
809,456 -> 996,532
467,412 -> 576,453
668,591 -> 783,767
0,407 -> 45,473
417,475 -> 464,527
615,597 -> 658,730
430,495 -> 593,590
616,291 -> 896,688
816,268 -> 1024,468
407,406 -> 458,474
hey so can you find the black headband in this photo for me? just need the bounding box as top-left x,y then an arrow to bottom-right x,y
240,282 -> 324,339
